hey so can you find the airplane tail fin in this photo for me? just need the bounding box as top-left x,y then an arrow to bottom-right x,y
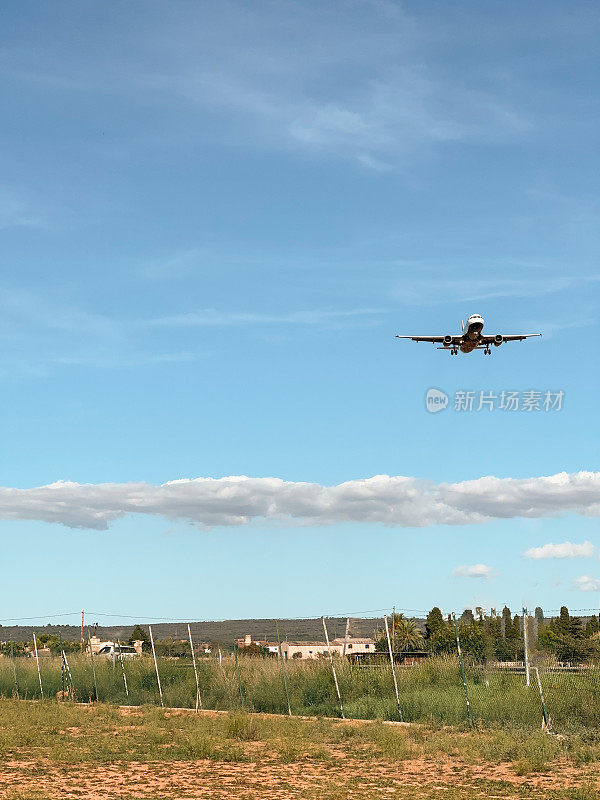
461,319 -> 464,331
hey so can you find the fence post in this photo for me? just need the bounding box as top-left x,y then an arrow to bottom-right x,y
32,633 -> 44,699
384,615 -> 403,722
62,649 -> 75,698
522,608 -> 531,687
148,625 -> 164,707
59,633 -> 65,697
275,622 -> 292,716
187,624 -> 202,711
10,642 -> 19,698
533,666 -> 549,729
233,642 -> 245,708
117,641 -> 129,699
87,628 -> 99,702
452,613 -> 473,727
322,617 -> 345,719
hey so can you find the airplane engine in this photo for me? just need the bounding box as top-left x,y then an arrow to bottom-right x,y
494,334 -> 503,346
443,335 -> 453,346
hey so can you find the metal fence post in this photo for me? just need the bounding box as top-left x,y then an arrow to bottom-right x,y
384,615 -> 403,722
148,625 -> 164,707
32,633 -> 44,699
522,608 -> 531,687
533,666 -> 549,729
87,628 -> 99,702
452,613 -> 474,727
117,641 -> 129,699
322,616 -> 345,719
10,642 -> 19,698
188,624 -> 202,711
275,623 -> 292,716
233,642 -> 245,708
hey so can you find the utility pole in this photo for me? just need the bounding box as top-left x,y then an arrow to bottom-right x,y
80,610 -> 84,653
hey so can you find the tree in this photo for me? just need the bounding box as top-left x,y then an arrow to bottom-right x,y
427,624 -> 456,656
511,614 -> 521,639
537,608 -> 592,664
238,643 -> 265,658
460,609 -> 475,626
585,617 -> 600,637
154,638 -> 190,658
486,615 -> 502,639
459,623 -> 487,662
555,606 -> 571,634
425,607 -> 445,638
129,625 -> 151,652
502,606 -> 512,638
553,607 -> 583,638
34,634 -> 79,654
534,607 -> 544,624
130,625 -> 149,643
393,616 -> 424,651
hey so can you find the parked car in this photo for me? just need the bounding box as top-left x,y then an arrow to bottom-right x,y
96,644 -> 139,658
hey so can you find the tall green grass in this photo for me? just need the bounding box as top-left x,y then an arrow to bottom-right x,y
0,653 -> 596,732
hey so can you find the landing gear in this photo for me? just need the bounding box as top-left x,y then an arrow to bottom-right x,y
483,347 -> 491,355
451,347 -> 458,355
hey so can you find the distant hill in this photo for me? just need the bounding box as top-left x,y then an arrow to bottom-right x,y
0,617 -> 384,645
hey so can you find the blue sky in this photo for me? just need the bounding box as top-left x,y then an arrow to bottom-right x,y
1,1 -> 599,626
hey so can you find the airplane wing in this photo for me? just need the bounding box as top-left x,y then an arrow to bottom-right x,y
395,335 -> 460,343
481,333 -> 542,343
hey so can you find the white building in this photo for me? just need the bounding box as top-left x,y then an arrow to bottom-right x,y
332,637 -> 376,655
280,637 -> 375,660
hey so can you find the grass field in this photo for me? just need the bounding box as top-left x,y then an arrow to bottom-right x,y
0,700 -> 598,799
2,653 -> 599,733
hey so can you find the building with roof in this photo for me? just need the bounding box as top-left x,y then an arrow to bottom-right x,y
280,637 -> 375,660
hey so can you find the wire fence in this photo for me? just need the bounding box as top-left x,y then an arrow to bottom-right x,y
0,607 -> 597,733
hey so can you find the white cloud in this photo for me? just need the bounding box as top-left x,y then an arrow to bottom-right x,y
0,469 -> 599,531
452,564 -> 492,579
574,575 -> 600,592
524,541 -> 595,560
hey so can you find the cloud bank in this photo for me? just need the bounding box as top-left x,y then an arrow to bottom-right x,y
574,575 -> 600,592
524,541 -> 595,560
0,470 -> 599,531
452,564 -> 492,579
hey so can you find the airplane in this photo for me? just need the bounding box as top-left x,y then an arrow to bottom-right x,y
396,313 -> 541,355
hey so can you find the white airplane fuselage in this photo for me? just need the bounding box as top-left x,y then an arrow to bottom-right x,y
457,313 -> 485,353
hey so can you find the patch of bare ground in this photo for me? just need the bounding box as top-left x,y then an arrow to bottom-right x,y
0,702 -> 597,799
0,751 -> 597,800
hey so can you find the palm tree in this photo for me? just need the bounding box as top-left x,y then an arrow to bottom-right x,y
377,614 -> 424,652
393,616 -> 424,651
